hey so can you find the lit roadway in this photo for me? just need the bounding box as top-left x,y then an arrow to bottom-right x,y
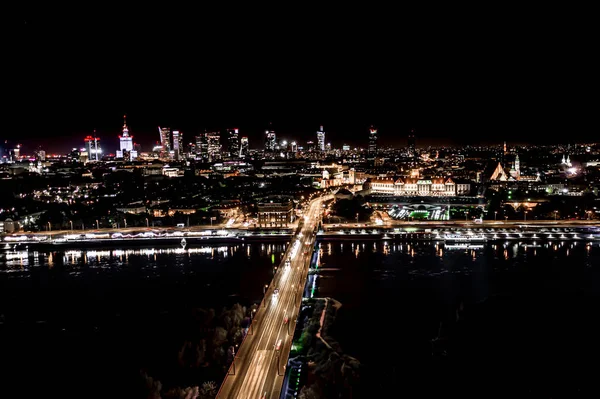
216,195 -> 329,399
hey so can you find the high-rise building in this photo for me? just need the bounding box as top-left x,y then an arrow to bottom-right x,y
408,129 -> 416,158
172,130 -> 182,160
240,136 -> 249,158
316,125 -> 325,152
84,131 -> 101,161
342,144 -> 350,151
291,141 -> 297,153
265,129 -> 276,152
158,127 -> 171,152
118,115 -> 133,159
306,140 -> 315,152
36,149 -> 46,162
195,134 -> 205,159
227,128 -> 239,158
368,125 -> 378,154
207,131 -> 221,161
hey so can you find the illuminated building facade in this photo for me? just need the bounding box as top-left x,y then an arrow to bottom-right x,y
158,127 -> 171,153
257,196 -> 294,227
117,115 -> 134,159
265,129 -> 276,152
227,128 -> 239,158
368,125 -> 377,154
84,132 -> 101,161
240,136 -> 249,158
207,131 -> 221,161
172,130 -> 182,160
316,125 -> 325,152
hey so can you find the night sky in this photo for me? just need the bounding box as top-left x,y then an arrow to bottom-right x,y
6,10 -> 598,153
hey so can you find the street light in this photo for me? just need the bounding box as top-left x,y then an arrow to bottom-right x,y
145,217 -> 149,227
524,211 -> 528,222
465,211 -> 469,222
355,213 -> 359,224
47,222 -> 51,232
554,210 -> 558,221
69,220 -> 73,232
504,215 -> 508,223
95,219 -> 99,229
494,211 -> 497,221
124,218 -> 127,228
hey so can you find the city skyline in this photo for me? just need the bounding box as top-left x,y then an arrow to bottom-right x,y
7,14 -> 598,153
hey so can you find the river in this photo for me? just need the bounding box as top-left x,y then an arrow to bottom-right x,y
313,239 -> 600,396
0,242 -> 287,398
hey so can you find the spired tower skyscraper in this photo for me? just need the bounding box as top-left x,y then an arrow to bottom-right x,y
117,115 -> 133,159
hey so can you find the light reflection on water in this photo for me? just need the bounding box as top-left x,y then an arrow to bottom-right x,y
0,243 -> 287,273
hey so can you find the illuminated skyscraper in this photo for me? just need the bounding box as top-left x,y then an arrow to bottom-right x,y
84,131 -> 101,161
265,131 -> 276,151
316,125 -> 325,152
368,125 -> 378,154
117,115 -> 133,159
158,127 -> 171,151
207,131 -> 221,161
172,130 -> 182,160
227,128 -> 239,158
265,122 -> 276,152
240,136 -> 249,158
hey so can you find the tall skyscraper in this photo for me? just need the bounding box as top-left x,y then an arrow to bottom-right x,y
408,129 -> 416,158
316,125 -> 326,152
117,115 -> 133,159
172,130 -> 182,160
227,128 -> 240,158
240,136 -> 249,158
265,128 -> 276,152
207,131 -> 221,161
84,131 -> 101,161
158,127 -> 171,151
368,125 -> 378,154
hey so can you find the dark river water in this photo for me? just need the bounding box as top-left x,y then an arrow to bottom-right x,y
3,238 -> 600,398
313,239 -> 600,397
0,242 -> 287,398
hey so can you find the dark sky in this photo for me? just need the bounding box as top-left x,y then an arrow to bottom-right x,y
6,9 -> 598,154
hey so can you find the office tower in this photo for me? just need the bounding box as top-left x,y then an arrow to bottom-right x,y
227,128 -> 239,158
84,131 -> 101,161
306,140 -> 315,152
240,136 -> 249,158
207,131 -> 221,161
36,149 -> 46,161
172,130 -> 182,160
291,141 -> 297,153
368,125 -> 377,154
158,127 -> 171,151
265,130 -> 276,152
316,125 -> 325,152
